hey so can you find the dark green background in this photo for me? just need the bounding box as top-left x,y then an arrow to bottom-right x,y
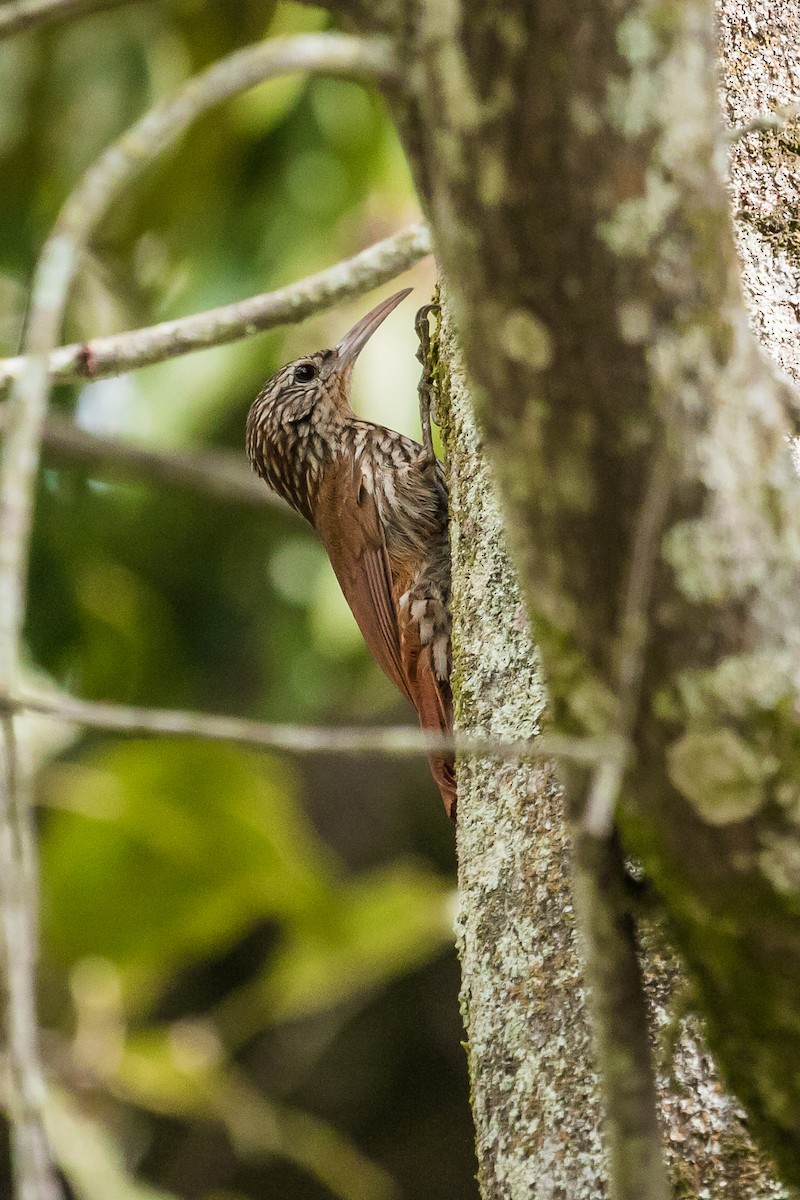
0,3 -> 476,1197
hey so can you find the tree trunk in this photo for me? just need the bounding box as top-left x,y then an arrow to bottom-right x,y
394,0 -> 800,1185
437,293 -> 791,1198
437,296 -> 605,1198
305,0 -> 800,1187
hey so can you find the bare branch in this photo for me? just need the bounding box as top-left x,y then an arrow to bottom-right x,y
572,834 -> 670,1200
10,688 -> 615,765
572,440 -> 674,1195
1,408 -> 292,513
0,717 -> 61,1200
0,224 -> 432,390
0,23 -> 400,703
0,31 -> 398,1200
0,0 -> 130,38
728,100 -> 800,140
583,437 -> 674,837
0,242 -> 67,1198
0,224 -> 432,511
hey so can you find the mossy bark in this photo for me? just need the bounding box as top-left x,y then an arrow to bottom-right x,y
437,297 -> 790,1199
304,0 -> 800,1187
437,296 -> 604,1198
394,0 -> 800,1185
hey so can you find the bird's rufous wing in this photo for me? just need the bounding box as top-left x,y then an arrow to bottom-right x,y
399,618 -> 456,816
313,463 -> 456,816
314,465 -> 412,706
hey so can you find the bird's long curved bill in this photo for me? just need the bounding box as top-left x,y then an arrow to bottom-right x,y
335,288 -> 412,369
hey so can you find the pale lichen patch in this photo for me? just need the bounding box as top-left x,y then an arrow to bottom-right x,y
759,830 -> 800,897
570,94 -> 603,137
552,455 -> 596,514
666,727 -> 775,824
568,676 -> 619,735
597,171 -> 679,257
665,652 -> 798,728
616,8 -> 661,68
606,71 -> 662,137
500,308 -> 554,370
618,299 -> 653,344
477,146 -> 508,209
420,0 -> 514,134
662,519 -> 748,604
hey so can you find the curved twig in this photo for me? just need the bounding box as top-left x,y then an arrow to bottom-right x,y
571,833 -> 670,1200
0,224 -> 432,389
0,0 -> 131,38
0,30 -> 398,1200
728,101 -> 800,141
0,29 -> 398,686
12,688 -> 615,765
0,223 -> 432,512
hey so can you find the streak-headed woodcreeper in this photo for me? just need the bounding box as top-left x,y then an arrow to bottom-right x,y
246,290 -> 455,816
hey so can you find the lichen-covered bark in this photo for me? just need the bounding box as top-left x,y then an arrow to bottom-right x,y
438,297 -> 791,1199
437,298 -> 605,1198
391,0 -> 800,1183
312,0 -> 800,1185
719,0 -> 800,384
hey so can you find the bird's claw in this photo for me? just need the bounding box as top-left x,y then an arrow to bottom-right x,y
415,304 -> 439,358
415,302 -> 441,466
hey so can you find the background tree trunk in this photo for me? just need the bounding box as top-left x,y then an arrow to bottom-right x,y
5,0 -> 799,1194
437,293 -> 793,1198
378,0 -> 800,1185
355,0 -> 800,1190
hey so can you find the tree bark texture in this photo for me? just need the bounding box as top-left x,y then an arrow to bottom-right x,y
390,0 -> 800,1184
719,0 -> 800,386
437,299 -> 605,1198
438,298 -> 791,1199
311,0 -> 800,1185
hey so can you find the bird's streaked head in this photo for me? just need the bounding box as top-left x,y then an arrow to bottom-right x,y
248,287 -> 411,427
246,288 -> 412,515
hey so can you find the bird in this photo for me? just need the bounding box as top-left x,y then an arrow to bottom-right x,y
246,289 -> 456,817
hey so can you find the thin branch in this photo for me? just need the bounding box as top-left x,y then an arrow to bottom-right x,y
0,0 -> 130,38
574,437 -> 675,1197
10,688 -> 616,765
728,100 -> 800,141
0,244 -> 66,1195
0,717 -> 60,1200
583,437 -> 674,836
0,223 -> 432,512
0,23 -> 400,710
0,224 -> 432,389
571,834 -> 670,1200
4,408 -> 292,513
0,31 -> 398,1200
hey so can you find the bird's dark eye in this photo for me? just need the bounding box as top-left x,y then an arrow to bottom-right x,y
293,362 -> 316,383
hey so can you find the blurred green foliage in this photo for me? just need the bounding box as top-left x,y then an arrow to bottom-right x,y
0,3 -> 474,1198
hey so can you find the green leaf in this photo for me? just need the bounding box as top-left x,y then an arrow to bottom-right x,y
666,726 -> 776,824
41,739 -> 337,1009
48,1089 -> 180,1200
243,861 -> 454,1024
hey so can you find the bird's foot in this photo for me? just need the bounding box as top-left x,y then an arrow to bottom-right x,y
415,302 -> 441,469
